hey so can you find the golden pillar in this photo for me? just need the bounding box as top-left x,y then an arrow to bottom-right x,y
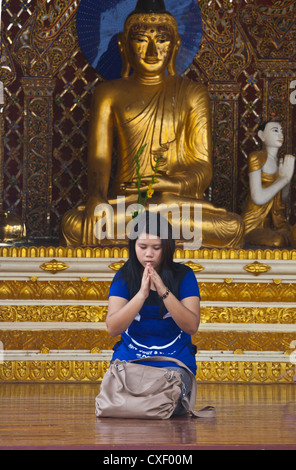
208,81 -> 241,213
21,77 -> 56,240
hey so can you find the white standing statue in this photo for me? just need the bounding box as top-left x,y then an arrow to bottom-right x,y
242,120 -> 296,247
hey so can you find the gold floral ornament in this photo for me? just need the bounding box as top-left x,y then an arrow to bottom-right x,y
133,145 -> 163,218
108,260 -> 126,272
243,261 -> 271,276
146,183 -> 154,199
184,261 -> 205,273
40,259 -> 69,275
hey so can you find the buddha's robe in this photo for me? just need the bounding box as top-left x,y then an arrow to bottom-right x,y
62,76 -> 244,248
109,76 -> 212,200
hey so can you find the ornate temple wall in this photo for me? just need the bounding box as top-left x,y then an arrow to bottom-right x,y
1,0 -> 296,243
0,1 -> 296,384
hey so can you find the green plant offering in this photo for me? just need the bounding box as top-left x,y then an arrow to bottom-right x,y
133,144 -> 162,218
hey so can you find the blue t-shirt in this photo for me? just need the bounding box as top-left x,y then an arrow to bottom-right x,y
108,265 -> 200,375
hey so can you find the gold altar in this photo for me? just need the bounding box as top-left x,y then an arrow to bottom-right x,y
1,0 -> 296,383
0,246 -> 295,384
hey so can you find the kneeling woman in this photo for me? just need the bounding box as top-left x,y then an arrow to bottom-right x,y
106,211 -> 200,416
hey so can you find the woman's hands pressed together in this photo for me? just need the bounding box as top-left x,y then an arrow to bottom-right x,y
139,265 -> 153,300
143,263 -> 200,335
143,263 -> 167,297
107,258 -> 200,337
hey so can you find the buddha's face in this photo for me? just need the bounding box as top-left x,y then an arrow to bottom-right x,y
259,122 -> 284,149
127,22 -> 176,76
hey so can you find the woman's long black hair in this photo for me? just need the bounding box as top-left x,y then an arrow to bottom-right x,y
118,211 -> 190,316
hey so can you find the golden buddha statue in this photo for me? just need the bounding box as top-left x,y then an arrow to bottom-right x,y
242,120 -> 296,247
62,0 -> 244,248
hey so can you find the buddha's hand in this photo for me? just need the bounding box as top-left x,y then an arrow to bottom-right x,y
279,155 -> 295,184
82,196 -> 109,246
127,175 -> 182,194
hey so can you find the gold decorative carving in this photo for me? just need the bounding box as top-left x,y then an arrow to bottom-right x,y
195,361 -> 294,384
0,361 -> 110,383
0,280 -> 296,303
90,347 -> 101,354
0,281 -> 111,301
0,305 -> 108,323
108,261 -> 126,272
193,332 -> 295,352
21,77 -> 56,236
243,261 -> 271,276
0,330 -> 118,351
0,330 -> 294,353
1,305 -> 295,325
201,306 -> 296,324
12,1 -> 78,78
0,361 -> 293,383
39,259 -> 69,274
184,261 -> 205,273
0,36 -> 16,87
0,246 -> 295,260
199,282 -> 296,303
207,82 -> 241,212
